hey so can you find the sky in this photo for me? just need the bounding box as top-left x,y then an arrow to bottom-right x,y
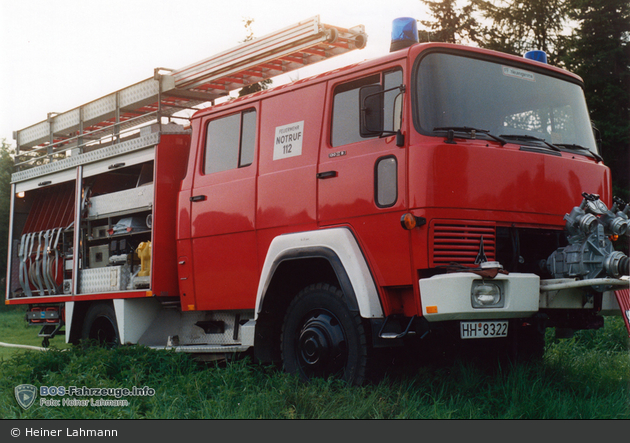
0,0 -> 432,146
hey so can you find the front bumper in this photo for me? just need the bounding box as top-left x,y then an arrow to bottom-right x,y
419,272 -> 629,324
419,272 -> 540,322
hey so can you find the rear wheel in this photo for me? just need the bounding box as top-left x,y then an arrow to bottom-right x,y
81,302 -> 120,347
281,283 -> 368,385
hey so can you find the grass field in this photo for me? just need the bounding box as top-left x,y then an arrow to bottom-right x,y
1,303 -> 628,419
0,305 -> 71,359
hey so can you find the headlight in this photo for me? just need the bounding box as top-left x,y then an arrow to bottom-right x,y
471,281 -> 504,308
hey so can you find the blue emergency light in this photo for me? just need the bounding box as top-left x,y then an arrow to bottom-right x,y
524,50 -> 548,64
390,17 -> 418,52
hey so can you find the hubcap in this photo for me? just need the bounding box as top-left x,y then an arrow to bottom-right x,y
297,310 -> 347,378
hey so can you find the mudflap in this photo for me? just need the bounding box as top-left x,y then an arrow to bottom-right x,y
615,288 -> 630,337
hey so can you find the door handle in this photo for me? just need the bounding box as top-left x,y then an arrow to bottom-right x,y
316,171 -> 338,179
190,195 -> 207,202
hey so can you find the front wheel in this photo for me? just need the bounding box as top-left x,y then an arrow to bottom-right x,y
281,283 -> 369,385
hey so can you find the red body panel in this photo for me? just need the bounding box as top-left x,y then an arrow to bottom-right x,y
407,137 -> 610,216
256,83 -> 324,230
151,134 -> 191,298
189,104 -> 259,311
5,291 -> 152,305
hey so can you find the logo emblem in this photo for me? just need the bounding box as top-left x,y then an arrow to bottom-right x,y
474,236 -> 488,264
15,384 -> 37,410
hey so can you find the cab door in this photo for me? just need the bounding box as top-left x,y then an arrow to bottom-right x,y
189,105 -> 259,311
317,66 -> 412,287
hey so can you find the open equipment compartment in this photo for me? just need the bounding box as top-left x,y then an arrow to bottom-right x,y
9,179 -> 76,298
80,152 -> 155,294
76,129 -> 190,298
7,129 -> 190,300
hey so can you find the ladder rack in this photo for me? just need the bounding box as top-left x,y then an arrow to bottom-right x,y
13,16 -> 367,166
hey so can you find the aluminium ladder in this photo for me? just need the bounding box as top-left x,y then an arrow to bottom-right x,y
13,16 -> 367,162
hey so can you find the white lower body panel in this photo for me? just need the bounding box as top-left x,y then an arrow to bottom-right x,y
419,272 -> 540,322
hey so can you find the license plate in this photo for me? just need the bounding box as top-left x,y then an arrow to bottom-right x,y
460,321 -> 508,339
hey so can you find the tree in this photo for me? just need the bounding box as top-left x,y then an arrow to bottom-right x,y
563,0 -> 630,201
0,140 -> 14,284
418,0 -> 480,44
474,0 -> 571,66
238,17 -> 273,97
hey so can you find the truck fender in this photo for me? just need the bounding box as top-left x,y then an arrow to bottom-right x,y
255,227 -> 384,319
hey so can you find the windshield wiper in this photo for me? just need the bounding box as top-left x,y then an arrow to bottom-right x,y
499,134 -> 562,152
555,143 -> 603,162
434,126 -> 507,145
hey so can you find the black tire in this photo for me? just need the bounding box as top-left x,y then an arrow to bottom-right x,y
81,302 -> 120,347
281,283 -> 369,385
514,323 -> 546,362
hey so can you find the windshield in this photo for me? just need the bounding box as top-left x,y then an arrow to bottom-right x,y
415,52 -> 598,153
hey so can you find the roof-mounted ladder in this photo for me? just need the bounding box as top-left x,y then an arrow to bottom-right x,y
13,16 -> 367,166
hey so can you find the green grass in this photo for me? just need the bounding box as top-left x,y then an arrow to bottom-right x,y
0,305 -> 70,359
1,304 -> 628,419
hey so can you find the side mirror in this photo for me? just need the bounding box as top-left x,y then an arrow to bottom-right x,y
360,85 -> 384,137
393,93 -> 403,132
591,122 -> 602,150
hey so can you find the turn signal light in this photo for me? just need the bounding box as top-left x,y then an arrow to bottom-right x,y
400,213 -> 426,230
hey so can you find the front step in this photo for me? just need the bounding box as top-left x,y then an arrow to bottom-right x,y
38,323 -> 63,338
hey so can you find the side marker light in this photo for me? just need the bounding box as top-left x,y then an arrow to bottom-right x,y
400,213 -> 427,230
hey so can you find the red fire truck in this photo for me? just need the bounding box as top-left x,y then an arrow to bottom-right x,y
5,17 -> 629,384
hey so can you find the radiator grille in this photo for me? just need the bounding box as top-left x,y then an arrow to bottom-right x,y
431,221 -> 496,266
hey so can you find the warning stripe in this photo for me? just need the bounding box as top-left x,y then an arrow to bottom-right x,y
615,288 -> 630,338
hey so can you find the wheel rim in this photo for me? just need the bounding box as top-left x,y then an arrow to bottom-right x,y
296,309 -> 348,378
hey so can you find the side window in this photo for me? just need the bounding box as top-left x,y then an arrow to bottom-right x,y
383,69 -> 403,133
375,156 -> 397,208
331,68 -> 403,147
204,109 -> 256,174
240,110 -> 256,167
331,74 -> 379,147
